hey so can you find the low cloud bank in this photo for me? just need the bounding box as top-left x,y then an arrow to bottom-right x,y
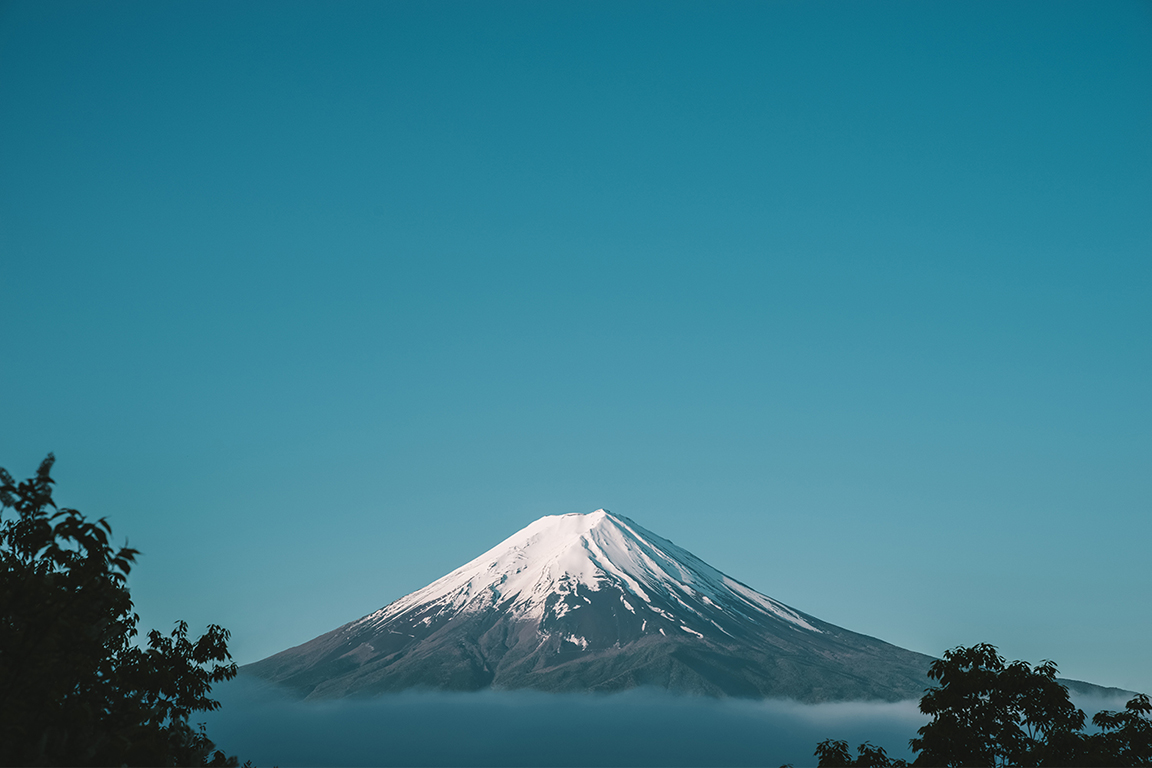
1069,690 -> 1138,715
202,678 -> 928,767
203,678 -> 1140,767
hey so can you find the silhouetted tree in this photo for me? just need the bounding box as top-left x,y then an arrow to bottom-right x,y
815,644 -> 1151,767
1080,693 -> 1152,767
814,739 -> 907,767
911,643 -> 1085,767
0,454 -> 242,766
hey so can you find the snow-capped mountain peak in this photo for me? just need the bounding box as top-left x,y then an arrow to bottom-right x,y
246,510 -> 937,702
352,509 -> 819,636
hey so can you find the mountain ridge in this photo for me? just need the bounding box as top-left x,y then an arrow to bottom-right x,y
243,510 -> 1129,702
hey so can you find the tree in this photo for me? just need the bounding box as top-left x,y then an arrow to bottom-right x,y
814,643 -> 1152,767
1081,693 -> 1152,767
911,643 -> 1085,767
814,739 -> 908,767
0,454 -> 242,766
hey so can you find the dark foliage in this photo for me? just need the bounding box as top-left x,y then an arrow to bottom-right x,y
911,643 -> 1084,767
1083,693 -> 1152,767
814,739 -> 908,767
0,454 -> 243,766
815,643 -> 1151,767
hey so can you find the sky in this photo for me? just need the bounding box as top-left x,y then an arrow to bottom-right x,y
1,0 -> 1150,711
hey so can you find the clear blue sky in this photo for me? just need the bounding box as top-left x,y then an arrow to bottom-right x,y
2,0 -> 1150,695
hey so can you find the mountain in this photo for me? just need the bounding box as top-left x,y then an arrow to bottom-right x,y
244,510 -> 952,702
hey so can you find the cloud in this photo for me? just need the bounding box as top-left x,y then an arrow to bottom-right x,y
202,678 -> 929,767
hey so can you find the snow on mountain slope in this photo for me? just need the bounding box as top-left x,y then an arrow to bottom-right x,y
351,509 -> 818,636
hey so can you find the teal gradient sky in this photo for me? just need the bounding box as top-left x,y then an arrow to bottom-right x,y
2,1 -> 1150,694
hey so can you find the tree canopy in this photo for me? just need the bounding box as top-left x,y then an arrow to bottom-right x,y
0,454 -> 242,766
815,643 -> 1151,767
